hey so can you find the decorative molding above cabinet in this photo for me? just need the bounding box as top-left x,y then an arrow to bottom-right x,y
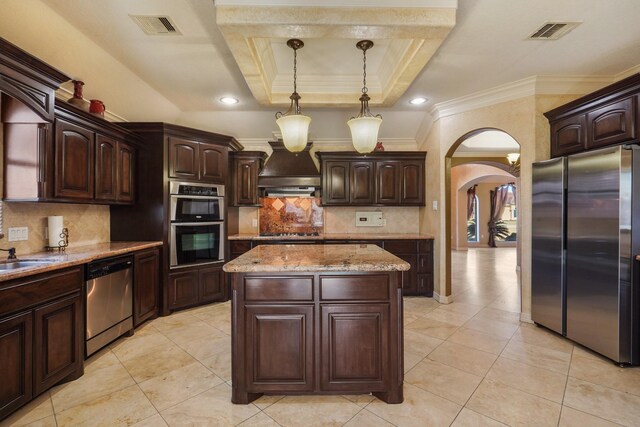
316,151 -> 427,206
545,73 -> 640,158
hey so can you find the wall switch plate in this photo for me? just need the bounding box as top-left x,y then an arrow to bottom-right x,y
252,218 -> 258,228
355,211 -> 384,227
8,226 -> 28,241
432,200 -> 438,211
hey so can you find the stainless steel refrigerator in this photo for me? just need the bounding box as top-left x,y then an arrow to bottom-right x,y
532,145 -> 640,365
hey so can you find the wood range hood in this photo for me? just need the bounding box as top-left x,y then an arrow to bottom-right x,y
258,140 -> 320,193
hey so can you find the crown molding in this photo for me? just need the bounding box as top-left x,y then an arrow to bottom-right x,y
216,0 -> 458,8
430,75 -> 614,121
236,137 -> 419,152
55,87 -> 128,123
615,64 -> 640,81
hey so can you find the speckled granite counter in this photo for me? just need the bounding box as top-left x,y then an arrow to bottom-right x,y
223,243 -> 410,273
0,241 -> 162,282
228,233 -> 434,241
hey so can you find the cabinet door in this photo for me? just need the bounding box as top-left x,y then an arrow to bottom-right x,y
550,115 -> 587,157
200,143 -> 227,183
400,160 -> 425,205
199,265 -> 225,303
320,304 -> 388,392
234,159 -> 260,206
245,305 -> 314,393
94,134 -> 117,201
117,141 -> 135,203
375,161 -> 400,205
134,249 -> 159,327
168,137 -> 199,180
167,270 -> 199,309
0,312 -> 32,419
350,161 -> 374,204
587,97 -> 636,149
323,161 -> 350,205
397,254 -> 417,295
33,292 -> 82,396
54,119 -> 94,199
417,274 -> 433,297
229,240 -> 253,260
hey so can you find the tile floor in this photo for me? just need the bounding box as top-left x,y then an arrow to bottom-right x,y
4,248 -> 640,426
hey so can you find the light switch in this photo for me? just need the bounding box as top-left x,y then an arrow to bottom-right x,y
8,226 -> 28,241
432,200 -> 438,211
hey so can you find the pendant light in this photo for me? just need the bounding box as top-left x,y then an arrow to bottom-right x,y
348,40 -> 382,154
276,39 -> 311,153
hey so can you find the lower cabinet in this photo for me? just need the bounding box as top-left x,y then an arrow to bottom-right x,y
133,248 -> 160,327
168,264 -> 226,310
0,267 -> 83,420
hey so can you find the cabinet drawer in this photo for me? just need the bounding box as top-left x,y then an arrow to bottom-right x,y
244,276 -> 313,301
320,275 -> 389,301
383,240 -> 418,255
418,254 -> 432,273
418,239 -> 433,253
0,268 -> 83,317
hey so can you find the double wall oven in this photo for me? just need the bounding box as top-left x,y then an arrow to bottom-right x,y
169,182 -> 225,268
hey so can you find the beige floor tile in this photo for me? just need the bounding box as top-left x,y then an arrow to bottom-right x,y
236,412 -> 281,426
84,348 -> 121,373
511,323 -> 574,354
405,359 -> 483,405
404,349 -> 426,373
160,383 -> 259,426
12,415 -> 57,427
564,377 -> 640,426
264,395 -> 361,427
51,361 -> 135,412
161,321 -> 228,347
2,392 -> 53,427
55,384 -> 157,427
404,329 -> 443,356
428,341 -> 498,377
464,317 -> 519,339
179,334 -> 230,361
569,353 -> 640,396
425,307 -> 475,326
343,394 -> 376,408
438,302 -> 484,316
138,361 -> 224,411
558,406 -> 622,427
131,414 -> 169,427
343,409 -> 394,426
405,316 -> 459,340
151,312 -> 202,333
110,331 -> 175,362
201,351 -> 232,381
473,307 -> 521,325
501,339 -> 572,374
466,379 -> 561,427
252,395 -> 285,410
120,344 -> 196,383
451,408 -> 508,426
486,357 -> 567,403
447,328 -> 509,355
571,345 -> 603,360
366,383 -> 462,427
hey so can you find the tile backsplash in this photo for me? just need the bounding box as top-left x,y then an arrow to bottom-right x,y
2,202 -> 110,256
259,197 -> 323,234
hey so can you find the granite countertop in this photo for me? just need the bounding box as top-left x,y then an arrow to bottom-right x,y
223,243 -> 411,273
0,241 -> 162,283
228,233 -> 434,241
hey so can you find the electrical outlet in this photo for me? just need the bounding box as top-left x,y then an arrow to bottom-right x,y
252,218 -> 258,228
432,200 -> 438,211
8,226 -> 28,241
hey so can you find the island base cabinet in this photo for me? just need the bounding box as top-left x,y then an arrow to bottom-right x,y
231,272 -> 403,404
0,312 -> 33,420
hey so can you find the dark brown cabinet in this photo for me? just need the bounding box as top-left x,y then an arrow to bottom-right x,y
95,135 -> 117,201
199,266 -> 225,303
55,118 -> 95,200
230,151 -> 267,206
167,264 -> 226,310
318,152 -> 426,206
167,270 -> 199,309
0,267 -> 83,420
545,74 -> 640,158
116,141 -> 135,203
133,248 -> 160,327
168,137 -> 228,183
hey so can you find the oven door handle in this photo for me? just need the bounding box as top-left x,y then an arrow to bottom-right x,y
171,221 -> 224,226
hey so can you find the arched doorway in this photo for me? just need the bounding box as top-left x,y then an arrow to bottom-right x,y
444,129 -> 521,306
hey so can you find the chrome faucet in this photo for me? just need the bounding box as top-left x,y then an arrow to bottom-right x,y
0,247 -> 17,260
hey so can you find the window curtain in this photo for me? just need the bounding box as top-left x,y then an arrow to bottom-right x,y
487,184 -> 511,247
466,185 -> 477,220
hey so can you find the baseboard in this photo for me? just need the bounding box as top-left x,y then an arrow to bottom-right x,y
433,292 -> 453,304
520,312 -> 533,323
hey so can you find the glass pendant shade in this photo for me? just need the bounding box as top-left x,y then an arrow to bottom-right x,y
348,116 -> 382,154
507,152 -> 520,165
276,114 -> 311,153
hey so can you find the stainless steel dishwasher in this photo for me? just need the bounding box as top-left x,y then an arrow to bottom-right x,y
85,255 -> 133,357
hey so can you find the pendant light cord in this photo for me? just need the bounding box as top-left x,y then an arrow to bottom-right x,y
293,46 -> 298,94
362,47 -> 368,95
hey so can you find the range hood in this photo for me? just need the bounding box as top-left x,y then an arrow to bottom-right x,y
258,140 -> 320,189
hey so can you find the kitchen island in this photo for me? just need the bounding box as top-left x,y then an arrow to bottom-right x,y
223,244 -> 409,404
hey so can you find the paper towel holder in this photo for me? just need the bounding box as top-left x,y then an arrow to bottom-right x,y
45,228 -> 69,252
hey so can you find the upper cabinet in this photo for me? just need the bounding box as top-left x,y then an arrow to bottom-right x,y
317,152 -> 426,207
168,136 -> 229,184
4,100 -> 137,204
229,151 -> 267,207
545,74 -> 640,158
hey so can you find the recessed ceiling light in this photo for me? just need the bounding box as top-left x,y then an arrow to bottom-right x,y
219,96 -> 239,105
409,97 -> 428,105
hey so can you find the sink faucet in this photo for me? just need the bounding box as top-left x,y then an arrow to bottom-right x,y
0,247 -> 17,260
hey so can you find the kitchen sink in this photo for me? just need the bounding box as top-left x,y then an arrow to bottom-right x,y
0,260 -> 54,270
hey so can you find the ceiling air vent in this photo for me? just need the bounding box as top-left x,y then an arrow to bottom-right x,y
528,22 -> 581,40
130,15 -> 182,36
